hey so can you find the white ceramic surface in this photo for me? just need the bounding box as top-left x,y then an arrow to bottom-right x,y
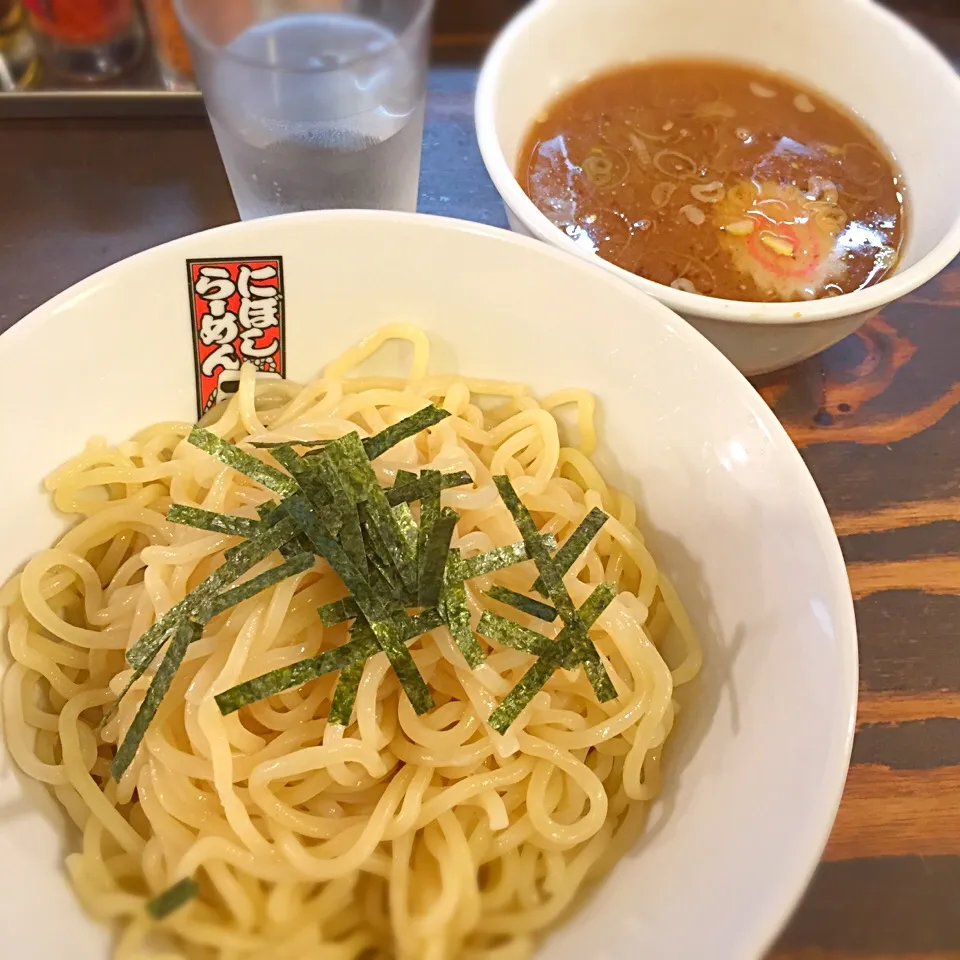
475,0 -> 960,375
0,212 -> 857,960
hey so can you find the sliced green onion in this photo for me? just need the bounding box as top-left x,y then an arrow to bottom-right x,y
187,427 -> 298,496
112,619 -> 201,779
442,549 -> 485,668
532,506 -> 608,595
146,877 -> 200,920
486,586 -> 557,622
166,505 -> 261,539
363,405 -> 450,461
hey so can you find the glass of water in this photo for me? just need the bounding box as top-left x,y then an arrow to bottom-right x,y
175,0 -> 434,219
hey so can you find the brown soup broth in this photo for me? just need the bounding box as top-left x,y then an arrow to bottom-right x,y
518,59 -> 906,303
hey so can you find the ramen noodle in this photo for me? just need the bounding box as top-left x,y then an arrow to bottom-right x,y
1,326 -> 700,959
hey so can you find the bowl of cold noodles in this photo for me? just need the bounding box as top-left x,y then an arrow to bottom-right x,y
475,0 -> 960,374
0,211 -> 856,960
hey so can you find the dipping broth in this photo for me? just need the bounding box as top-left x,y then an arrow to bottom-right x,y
519,59 -> 907,303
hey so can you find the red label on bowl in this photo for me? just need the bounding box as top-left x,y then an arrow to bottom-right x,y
186,257 -> 286,417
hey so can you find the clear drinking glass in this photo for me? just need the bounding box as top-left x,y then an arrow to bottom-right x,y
175,0 -> 435,220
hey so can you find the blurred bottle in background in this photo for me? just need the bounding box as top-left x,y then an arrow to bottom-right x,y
23,0 -> 143,81
142,0 -> 194,90
0,0 -> 39,89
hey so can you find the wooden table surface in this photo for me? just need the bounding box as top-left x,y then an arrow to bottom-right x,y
2,1 -> 959,958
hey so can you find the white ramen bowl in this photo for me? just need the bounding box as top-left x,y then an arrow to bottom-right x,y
475,0 -> 960,375
0,212 -> 856,960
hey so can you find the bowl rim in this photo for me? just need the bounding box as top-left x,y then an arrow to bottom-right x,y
474,0 -> 960,326
0,209 -> 858,960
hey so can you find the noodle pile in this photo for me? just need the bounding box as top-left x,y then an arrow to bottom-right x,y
1,326 -> 700,960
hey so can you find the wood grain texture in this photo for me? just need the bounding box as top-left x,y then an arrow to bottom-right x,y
858,692 -> 960,725
1,1 -> 959,958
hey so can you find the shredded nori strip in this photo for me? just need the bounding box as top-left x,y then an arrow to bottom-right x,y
417,507 -> 458,609
268,446 -> 343,538
216,609 -> 444,716
384,470 -> 473,506
458,534 -> 558,581
187,427 -> 298,496
442,549 -> 486,668
485,581 -> 617,733
486,586 -> 558,622
328,660 -> 364,725
478,582 -> 614,663
250,439 -> 330,450
389,472 -> 420,561
109,554 -> 315,725
114,411 -> 624,749
561,582 -> 616,669
256,500 -> 314,559
306,447 -> 368,579
366,548 -> 408,606
392,502 -> 418,554
215,631 -> 379,715
494,476 -> 616,703
476,611 -> 552,657
341,434 -> 418,600
166,505 -> 262,539
284,497 -> 390,622
366,494 -> 418,598
198,553 -> 315,621
112,619 -> 201,779
284,497 -> 432,711
532,507 -> 608,595
406,608 -> 445,637
126,516 -> 299,671
318,596 -> 362,627
368,616 -> 434,714
146,877 -> 200,920
487,650 -> 565,734
363,405 -> 450,461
